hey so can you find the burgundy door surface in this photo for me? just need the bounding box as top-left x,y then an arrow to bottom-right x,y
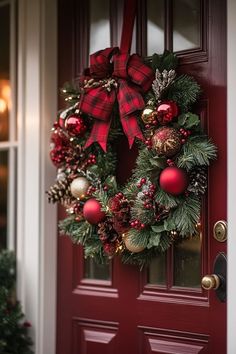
57,1 -> 227,353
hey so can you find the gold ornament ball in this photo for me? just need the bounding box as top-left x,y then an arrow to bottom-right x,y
123,233 -> 145,253
141,107 -> 155,124
70,177 -> 90,199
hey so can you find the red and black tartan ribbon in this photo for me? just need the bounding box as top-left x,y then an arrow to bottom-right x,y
80,47 -> 154,151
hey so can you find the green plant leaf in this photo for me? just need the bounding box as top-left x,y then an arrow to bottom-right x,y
178,113 -> 200,129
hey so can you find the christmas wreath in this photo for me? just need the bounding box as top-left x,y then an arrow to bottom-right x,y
47,48 -> 217,268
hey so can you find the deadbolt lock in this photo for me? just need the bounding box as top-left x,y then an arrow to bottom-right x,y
213,220 -> 227,242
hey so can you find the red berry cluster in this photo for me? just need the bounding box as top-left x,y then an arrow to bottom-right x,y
167,158 -> 175,166
137,177 -> 147,188
179,128 -> 191,144
86,185 -> 97,196
103,242 -> 116,257
130,219 -> 145,230
50,123 -> 70,167
144,137 -> 153,149
142,183 -> 156,210
87,153 -> 96,165
109,192 -> 124,212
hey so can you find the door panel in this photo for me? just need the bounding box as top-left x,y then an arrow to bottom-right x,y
57,1 -> 226,353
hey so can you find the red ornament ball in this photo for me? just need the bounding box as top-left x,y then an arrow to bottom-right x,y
156,101 -> 179,125
83,198 -> 106,224
65,115 -> 87,136
152,127 -> 182,157
159,167 -> 189,195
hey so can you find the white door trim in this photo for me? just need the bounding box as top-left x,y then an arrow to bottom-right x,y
17,0 -> 57,353
227,1 -> 236,353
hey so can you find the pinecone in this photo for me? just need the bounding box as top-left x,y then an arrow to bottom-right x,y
46,177 -> 72,204
155,203 -> 170,222
109,194 -> 131,233
188,167 -> 207,195
98,219 -> 119,243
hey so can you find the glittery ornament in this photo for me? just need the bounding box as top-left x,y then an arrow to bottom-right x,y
156,101 -> 179,125
159,167 -> 189,195
65,115 -> 87,136
83,198 -> 105,224
141,107 -> 156,124
152,127 -> 181,157
123,233 -> 145,253
70,177 -> 90,199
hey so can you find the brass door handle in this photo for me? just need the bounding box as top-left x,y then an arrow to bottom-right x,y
201,253 -> 226,302
201,274 -> 220,290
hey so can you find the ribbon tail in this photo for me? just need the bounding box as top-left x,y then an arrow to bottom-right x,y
120,114 -> 144,149
84,119 -> 112,152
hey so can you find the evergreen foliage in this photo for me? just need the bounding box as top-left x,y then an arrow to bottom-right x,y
0,251 -> 33,354
177,136 -> 217,170
49,50 -> 217,268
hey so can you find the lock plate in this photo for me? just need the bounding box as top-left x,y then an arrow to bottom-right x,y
213,220 -> 227,242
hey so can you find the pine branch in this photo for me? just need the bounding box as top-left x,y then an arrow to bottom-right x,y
84,235 -> 106,263
169,195 -> 201,235
177,136 -> 217,170
133,147 -> 160,179
93,189 -> 111,215
59,216 -> 94,245
149,51 -> 178,72
131,198 -> 155,225
126,228 -> 152,248
159,232 -> 172,252
155,187 -> 181,208
88,147 -> 117,179
164,75 -> 201,111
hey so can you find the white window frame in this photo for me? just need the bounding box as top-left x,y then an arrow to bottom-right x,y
16,0 -> 236,353
0,0 -> 17,250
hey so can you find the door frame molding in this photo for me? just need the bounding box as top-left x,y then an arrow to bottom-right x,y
227,1 -> 236,353
17,0 -> 236,353
17,0 -> 57,353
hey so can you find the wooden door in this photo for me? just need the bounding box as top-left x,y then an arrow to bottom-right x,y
57,1 -> 227,353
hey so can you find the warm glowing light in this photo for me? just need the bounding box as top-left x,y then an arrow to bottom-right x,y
1,84 -> 10,101
0,80 -> 11,111
0,98 -> 7,113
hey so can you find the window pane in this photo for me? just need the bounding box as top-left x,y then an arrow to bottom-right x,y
0,4 -> 10,141
84,258 -> 111,280
147,0 -> 165,56
148,252 -> 166,285
173,0 -> 201,52
89,0 -> 110,54
173,233 -> 201,288
0,150 -> 8,250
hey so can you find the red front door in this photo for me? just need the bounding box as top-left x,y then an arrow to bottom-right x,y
57,1 -> 227,353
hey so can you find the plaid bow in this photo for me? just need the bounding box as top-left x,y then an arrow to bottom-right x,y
80,47 -> 154,151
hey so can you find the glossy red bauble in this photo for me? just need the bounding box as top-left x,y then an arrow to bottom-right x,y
65,115 -> 87,136
156,101 -> 179,125
83,198 -> 106,224
159,167 -> 189,195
